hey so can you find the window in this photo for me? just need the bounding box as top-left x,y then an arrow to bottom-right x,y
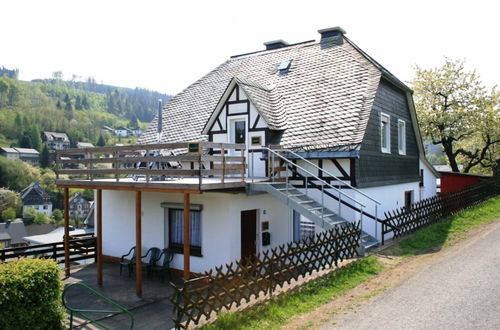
43,205 -> 48,210
293,211 -> 315,242
234,120 -> 246,144
168,209 -> 202,256
380,113 -> 391,153
398,119 -> 406,155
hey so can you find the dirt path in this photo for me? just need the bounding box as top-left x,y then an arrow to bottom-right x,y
283,219 -> 500,330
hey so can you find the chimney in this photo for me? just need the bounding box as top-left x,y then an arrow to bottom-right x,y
157,99 -> 163,141
263,39 -> 289,50
318,26 -> 346,44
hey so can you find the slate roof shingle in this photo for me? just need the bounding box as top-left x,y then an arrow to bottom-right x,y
139,36 -> 394,152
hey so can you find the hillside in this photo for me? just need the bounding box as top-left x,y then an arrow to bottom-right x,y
0,68 -> 170,149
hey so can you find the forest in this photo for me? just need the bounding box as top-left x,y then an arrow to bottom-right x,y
0,67 -> 170,150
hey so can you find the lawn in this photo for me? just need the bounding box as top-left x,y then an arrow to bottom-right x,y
203,256 -> 384,330
393,195 -> 500,256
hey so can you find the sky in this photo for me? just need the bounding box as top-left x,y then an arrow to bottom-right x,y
1,0 -> 499,95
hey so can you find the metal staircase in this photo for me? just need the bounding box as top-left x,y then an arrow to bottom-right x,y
250,147 -> 381,250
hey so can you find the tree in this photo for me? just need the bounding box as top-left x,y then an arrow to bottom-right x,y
40,144 -> 50,168
52,71 -> 63,80
96,134 -> 106,147
1,208 -> 16,221
129,115 -> 140,129
411,59 -> 500,175
33,211 -> 50,225
0,188 -> 22,214
23,207 -> 37,219
52,209 -> 63,226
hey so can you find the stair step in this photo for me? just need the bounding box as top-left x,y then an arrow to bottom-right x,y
362,239 -> 379,249
308,207 -> 323,211
277,187 -> 294,191
287,193 -> 305,197
298,200 -> 314,204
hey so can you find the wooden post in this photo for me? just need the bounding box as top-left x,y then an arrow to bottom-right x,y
63,188 -> 70,277
135,191 -> 142,297
96,189 -> 103,286
183,193 -> 190,280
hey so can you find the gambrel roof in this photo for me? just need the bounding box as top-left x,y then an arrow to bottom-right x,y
139,32 -> 410,151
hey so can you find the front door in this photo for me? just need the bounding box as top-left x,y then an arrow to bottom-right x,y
241,209 -> 257,263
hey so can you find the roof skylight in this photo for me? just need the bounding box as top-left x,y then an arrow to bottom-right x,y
278,60 -> 292,73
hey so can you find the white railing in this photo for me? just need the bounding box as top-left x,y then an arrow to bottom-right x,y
262,147 -> 381,238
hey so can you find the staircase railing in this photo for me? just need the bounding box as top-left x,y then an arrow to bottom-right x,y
263,147 -> 370,233
263,147 -> 383,239
62,282 -> 134,329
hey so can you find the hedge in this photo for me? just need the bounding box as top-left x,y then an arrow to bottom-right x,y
0,258 -> 65,330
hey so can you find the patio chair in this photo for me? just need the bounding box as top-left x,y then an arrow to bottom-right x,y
119,247 -> 136,277
150,248 -> 175,282
142,247 -> 161,274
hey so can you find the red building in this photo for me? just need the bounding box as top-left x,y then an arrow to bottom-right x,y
439,171 -> 490,193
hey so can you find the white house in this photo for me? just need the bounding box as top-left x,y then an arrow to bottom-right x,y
20,182 -> 53,216
42,131 -> 70,150
55,27 -> 438,294
0,147 -> 40,166
114,127 -> 132,137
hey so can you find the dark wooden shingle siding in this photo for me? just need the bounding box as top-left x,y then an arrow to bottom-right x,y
357,79 -> 419,188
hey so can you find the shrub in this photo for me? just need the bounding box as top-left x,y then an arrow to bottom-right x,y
0,258 -> 65,330
1,207 -> 16,221
34,211 -> 50,224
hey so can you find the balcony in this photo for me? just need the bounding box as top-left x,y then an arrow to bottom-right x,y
55,141 -> 249,192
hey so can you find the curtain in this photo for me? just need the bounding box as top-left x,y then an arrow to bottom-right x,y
169,209 -> 201,247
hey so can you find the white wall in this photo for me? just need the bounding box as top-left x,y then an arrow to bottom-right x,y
419,159 -> 438,200
100,190 -> 292,274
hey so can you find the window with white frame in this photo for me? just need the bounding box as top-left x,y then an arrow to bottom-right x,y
168,208 -> 202,256
398,119 -> 406,155
292,211 -> 315,242
380,113 -> 391,153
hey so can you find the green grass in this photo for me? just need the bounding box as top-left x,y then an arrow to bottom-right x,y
203,256 -> 385,330
395,196 -> 500,256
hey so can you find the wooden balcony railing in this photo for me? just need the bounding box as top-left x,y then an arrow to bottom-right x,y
0,233 -> 96,264
55,142 -> 246,189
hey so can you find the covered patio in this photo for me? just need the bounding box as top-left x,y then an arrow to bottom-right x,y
56,141 -> 247,297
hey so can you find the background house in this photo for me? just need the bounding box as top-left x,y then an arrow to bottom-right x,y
76,142 -> 95,149
69,192 -> 93,220
20,182 -> 53,216
42,131 -> 70,150
114,127 -> 132,137
0,147 -> 39,165
0,219 -> 28,248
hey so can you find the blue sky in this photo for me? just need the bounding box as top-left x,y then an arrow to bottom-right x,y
2,0 -> 499,95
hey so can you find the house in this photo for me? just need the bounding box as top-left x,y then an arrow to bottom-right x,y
0,147 -> 40,165
20,182 -> 52,216
0,147 -> 20,161
42,131 -> 70,150
69,192 -> 93,220
130,128 -> 142,137
0,219 -> 28,248
76,142 -> 95,149
114,127 -> 132,137
101,125 -> 115,135
54,27 -> 439,295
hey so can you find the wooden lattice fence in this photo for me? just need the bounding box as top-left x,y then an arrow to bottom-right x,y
169,222 -> 361,329
381,178 -> 500,244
